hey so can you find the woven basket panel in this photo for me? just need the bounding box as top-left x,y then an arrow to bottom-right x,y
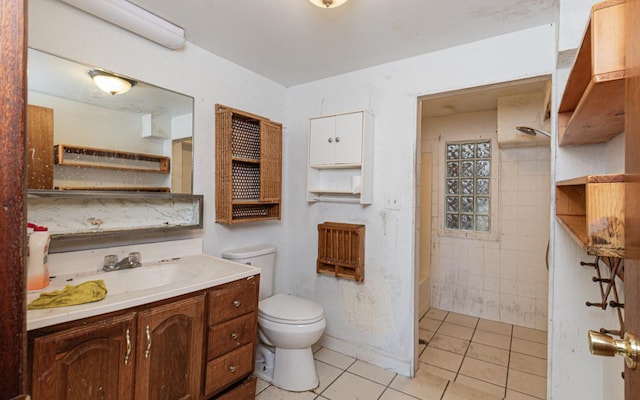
232,163 -> 260,200
260,121 -> 282,201
232,118 -> 260,160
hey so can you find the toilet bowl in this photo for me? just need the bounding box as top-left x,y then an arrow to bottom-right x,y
221,244 -> 327,392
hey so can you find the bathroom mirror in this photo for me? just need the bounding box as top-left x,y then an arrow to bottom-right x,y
27,48 -> 194,193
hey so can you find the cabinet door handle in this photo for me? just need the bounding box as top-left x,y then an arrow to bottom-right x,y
232,299 -> 241,308
335,136 -> 341,143
124,328 -> 131,365
231,332 -> 239,340
144,325 -> 152,359
328,137 -> 333,143
229,365 -> 237,373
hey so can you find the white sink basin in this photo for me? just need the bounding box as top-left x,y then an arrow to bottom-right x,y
98,264 -> 197,294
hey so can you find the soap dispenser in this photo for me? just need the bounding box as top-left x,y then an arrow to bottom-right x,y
27,223 -> 50,291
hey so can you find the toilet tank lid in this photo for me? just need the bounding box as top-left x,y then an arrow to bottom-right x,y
222,244 -> 277,259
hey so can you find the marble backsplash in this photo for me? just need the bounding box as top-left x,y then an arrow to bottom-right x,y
27,193 -> 202,236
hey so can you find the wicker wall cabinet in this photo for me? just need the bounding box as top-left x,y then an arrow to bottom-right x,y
215,104 -> 282,224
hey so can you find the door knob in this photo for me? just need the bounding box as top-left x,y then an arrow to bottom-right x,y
588,330 -> 640,369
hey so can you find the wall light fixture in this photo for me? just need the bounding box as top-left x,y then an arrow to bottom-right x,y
89,70 -> 137,95
308,0 -> 349,8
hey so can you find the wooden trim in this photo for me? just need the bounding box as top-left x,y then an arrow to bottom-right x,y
0,0 -> 27,396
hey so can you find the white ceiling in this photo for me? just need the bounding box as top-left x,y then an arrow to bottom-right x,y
127,0 -> 557,87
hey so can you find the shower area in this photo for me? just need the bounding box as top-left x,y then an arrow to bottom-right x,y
417,76 -> 551,330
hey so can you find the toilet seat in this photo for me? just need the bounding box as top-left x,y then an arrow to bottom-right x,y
259,293 -> 324,325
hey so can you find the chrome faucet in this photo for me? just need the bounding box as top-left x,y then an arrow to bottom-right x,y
103,252 -> 142,271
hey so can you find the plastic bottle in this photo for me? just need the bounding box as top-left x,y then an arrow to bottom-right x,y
27,223 -> 50,291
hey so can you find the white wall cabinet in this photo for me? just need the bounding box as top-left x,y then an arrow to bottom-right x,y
307,111 -> 373,204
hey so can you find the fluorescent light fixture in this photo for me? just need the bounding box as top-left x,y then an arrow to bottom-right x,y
308,0 -> 349,8
89,70 -> 137,95
59,0 -> 186,49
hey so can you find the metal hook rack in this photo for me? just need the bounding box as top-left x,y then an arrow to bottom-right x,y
581,256 -> 625,338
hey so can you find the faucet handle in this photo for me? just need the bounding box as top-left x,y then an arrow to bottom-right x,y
103,254 -> 118,270
128,252 -> 141,264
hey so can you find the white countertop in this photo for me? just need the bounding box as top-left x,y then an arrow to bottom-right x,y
27,253 -> 260,331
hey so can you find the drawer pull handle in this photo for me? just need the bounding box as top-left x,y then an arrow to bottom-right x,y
232,299 -> 241,308
124,328 -> 131,365
144,325 -> 152,359
231,332 -> 239,340
229,365 -> 237,373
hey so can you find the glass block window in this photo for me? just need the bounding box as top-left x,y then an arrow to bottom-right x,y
445,141 -> 491,231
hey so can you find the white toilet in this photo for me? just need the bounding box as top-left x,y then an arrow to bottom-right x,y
222,244 -> 326,392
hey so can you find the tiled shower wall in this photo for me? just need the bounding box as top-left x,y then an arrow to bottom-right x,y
423,111 -> 550,330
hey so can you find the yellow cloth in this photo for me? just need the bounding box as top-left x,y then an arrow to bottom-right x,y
28,280 -> 108,309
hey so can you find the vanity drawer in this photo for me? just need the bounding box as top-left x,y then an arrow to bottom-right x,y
213,375 -> 257,400
208,278 -> 257,325
207,313 -> 257,360
204,343 -> 254,396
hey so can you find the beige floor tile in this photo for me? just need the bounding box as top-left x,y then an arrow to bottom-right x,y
419,346 -> 464,372
313,360 -> 343,394
389,369 -> 448,400
472,329 -> 511,350
256,385 -> 317,400
477,319 -> 513,336
507,369 -> 546,399
426,308 -> 448,321
445,312 -> 479,328
380,388 -> 427,400
437,322 -> 475,341
466,342 -> 509,366
511,338 -> 547,359
255,378 -> 270,395
458,357 -> 507,387
509,352 -> 547,377
418,362 -> 457,381
312,344 -> 322,353
322,372 -> 385,400
347,360 -> 396,385
419,342 -> 427,356
505,389 -> 541,399
420,318 -> 443,331
512,326 -> 547,344
419,328 -> 436,343
429,333 -> 470,355
442,381 -> 503,400
455,374 -> 506,398
314,348 -> 356,369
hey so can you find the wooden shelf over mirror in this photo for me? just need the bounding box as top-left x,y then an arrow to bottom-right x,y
556,174 -> 625,258
55,144 -> 170,173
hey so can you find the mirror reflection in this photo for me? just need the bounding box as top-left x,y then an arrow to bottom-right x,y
27,48 -> 194,193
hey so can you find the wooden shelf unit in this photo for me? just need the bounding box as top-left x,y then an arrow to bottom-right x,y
54,144 -> 170,173
215,104 -> 282,224
556,174 -> 625,257
317,222 -> 365,281
558,0 -> 627,146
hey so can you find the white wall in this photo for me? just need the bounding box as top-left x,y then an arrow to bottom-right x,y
29,0 -> 288,256
549,1 -> 626,399
284,25 -> 555,375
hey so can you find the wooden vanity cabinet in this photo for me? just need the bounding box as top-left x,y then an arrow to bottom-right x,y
30,294 -> 205,400
31,313 -> 136,400
204,276 -> 259,399
134,295 -> 205,400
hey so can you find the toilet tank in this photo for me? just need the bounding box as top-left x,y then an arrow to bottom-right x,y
221,244 -> 276,300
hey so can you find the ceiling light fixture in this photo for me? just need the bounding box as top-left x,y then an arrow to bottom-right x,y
308,0 -> 349,8
59,0 -> 186,49
89,70 -> 137,95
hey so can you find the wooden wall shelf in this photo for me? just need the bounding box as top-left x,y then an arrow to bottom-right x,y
54,144 -> 170,173
317,222 -> 365,281
556,174 -> 625,258
558,1 -> 626,146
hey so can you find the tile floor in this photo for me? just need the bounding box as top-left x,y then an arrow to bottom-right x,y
255,308 -> 547,400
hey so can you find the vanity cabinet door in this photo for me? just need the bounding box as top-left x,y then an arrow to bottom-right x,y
31,313 -> 136,400
134,295 -> 205,400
